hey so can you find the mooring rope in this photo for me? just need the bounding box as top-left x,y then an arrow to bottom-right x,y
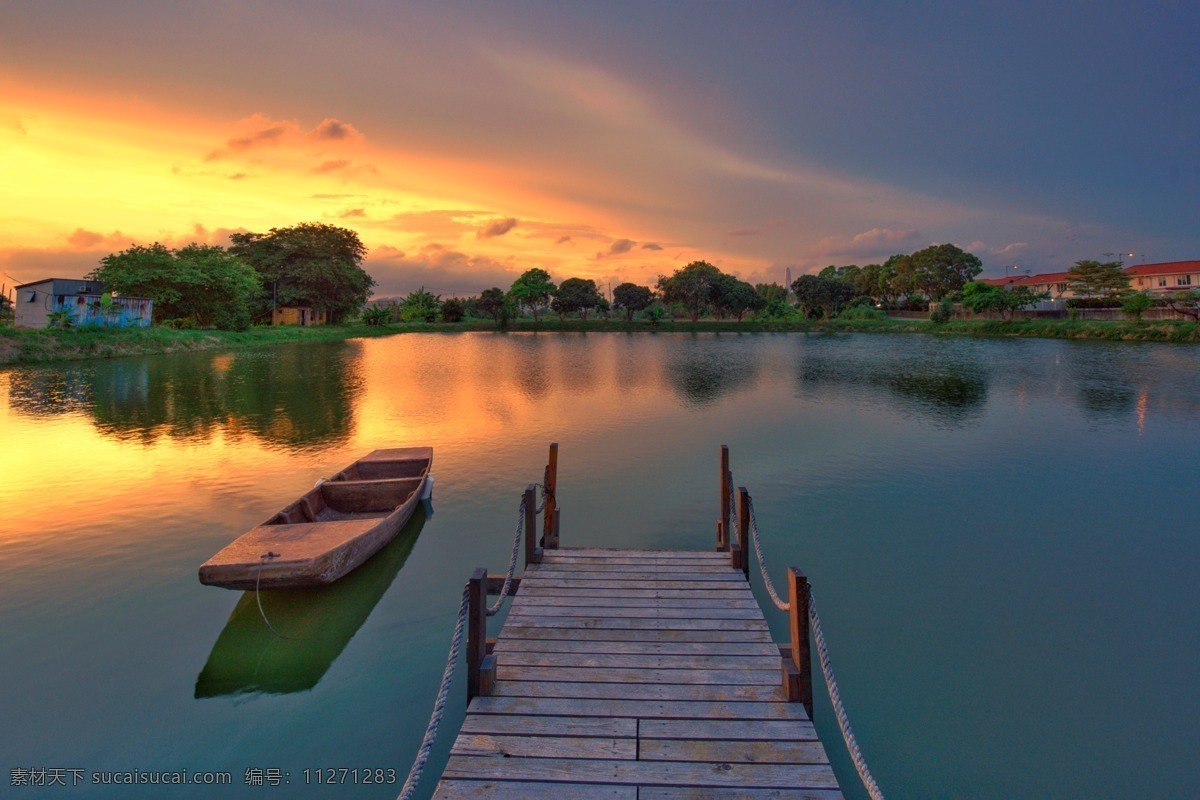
486,499 -> 526,616
254,552 -> 293,639
396,584 -> 470,800
744,495 -> 886,800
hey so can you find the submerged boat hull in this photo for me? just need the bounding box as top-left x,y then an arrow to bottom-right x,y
199,447 -> 432,589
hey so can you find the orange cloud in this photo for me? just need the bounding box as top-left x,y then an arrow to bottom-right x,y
476,217 -> 518,239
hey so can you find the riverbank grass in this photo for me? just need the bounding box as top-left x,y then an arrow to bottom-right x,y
2,316 -> 1196,365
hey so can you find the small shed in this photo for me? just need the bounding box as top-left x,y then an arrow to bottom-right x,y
271,306 -> 327,326
14,278 -> 153,329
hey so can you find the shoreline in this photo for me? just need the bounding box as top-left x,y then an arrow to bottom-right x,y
2,316 -> 1197,366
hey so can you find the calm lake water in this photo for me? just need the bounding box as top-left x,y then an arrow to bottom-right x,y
2,332 -> 1198,799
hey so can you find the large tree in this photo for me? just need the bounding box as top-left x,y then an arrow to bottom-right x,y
791,275 -> 859,318
507,268 -> 556,321
890,244 -> 982,301
229,222 -> 375,323
960,281 -> 1047,320
552,277 -> 603,320
659,261 -> 722,321
478,287 -> 508,321
90,242 -> 259,330
1067,259 -> 1131,300
612,282 -> 652,321
712,274 -> 764,321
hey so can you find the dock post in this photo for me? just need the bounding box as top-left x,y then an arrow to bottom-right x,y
523,485 -> 542,566
543,443 -> 558,544
717,445 -> 730,551
468,567 -> 495,699
784,567 -> 813,719
737,488 -> 751,581
550,507 -> 560,549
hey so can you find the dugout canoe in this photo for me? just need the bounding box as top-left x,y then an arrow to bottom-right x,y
198,447 -> 433,590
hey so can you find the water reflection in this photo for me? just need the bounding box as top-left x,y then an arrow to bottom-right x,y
194,503 -> 428,697
8,342 -> 363,449
664,334 -> 761,407
794,337 -> 989,426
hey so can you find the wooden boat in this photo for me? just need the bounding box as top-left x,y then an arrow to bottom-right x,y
198,447 -> 432,590
195,503 -> 428,697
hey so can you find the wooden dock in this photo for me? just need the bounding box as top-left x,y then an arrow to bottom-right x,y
431,545 -> 843,798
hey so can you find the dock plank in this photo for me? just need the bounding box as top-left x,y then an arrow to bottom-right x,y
430,547 -> 840,799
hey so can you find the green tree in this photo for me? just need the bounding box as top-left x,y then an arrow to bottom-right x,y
478,287 -> 508,321
712,274 -> 764,321
818,265 -> 862,286
893,244 -> 983,301
791,275 -> 858,318
400,288 -> 441,322
1163,290 -> 1200,321
91,242 -> 258,329
507,268 -> 556,321
552,277 -> 603,320
1067,260 -> 1132,300
612,282 -> 652,321
960,281 -> 1047,320
659,261 -> 721,322
229,222 -> 375,323
441,297 -> 465,323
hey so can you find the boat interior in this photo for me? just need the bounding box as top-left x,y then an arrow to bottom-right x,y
269,476 -> 425,525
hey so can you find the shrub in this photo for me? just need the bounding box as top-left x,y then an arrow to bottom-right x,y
642,303 -> 669,326
1121,292 -> 1152,322
360,306 -> 392,326
838,305 -> 887,321
46,310 -> 74,330
928,297 -> 954,323
441,298 -> 465,323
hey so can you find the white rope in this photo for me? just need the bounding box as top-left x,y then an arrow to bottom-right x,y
744,496 -> 885,799
396,585 -> 470,800
746,498 -> 790,611
810,590 -> 886,800
487,500 -> 526,616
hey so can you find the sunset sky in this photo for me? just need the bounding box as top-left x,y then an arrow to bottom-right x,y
2,1 -> 1197,297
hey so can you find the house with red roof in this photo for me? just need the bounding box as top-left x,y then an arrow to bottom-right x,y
1123,261 -> 1200,296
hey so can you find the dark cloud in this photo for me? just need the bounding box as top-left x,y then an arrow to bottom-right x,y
313,159 -> 351,174
368,243 -> 519,296
596,238 -> 636,258
205,120 -> 292,161
309,118 -> 362,141
477,217 -> 519,239
227,172 -> 247,180
641,242 -> 663,250
340,208 -> 366,218
556,235 -> 572,244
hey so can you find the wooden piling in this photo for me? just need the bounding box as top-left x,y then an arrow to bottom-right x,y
786,567 -> 813,719
467,567 -> 494,699
523,485 -> 541,566
737,488 -> 751,581
543,443 -> 558,541
718,445 -> 730,551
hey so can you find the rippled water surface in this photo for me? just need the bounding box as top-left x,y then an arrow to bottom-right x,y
2,332 -> 1198,798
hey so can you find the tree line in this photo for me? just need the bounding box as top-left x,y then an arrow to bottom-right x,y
90,223 -> 375,330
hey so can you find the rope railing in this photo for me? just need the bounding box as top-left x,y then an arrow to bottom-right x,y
396,585 -> 469,800
397,454 -> 557,800
744,493 -> 887,800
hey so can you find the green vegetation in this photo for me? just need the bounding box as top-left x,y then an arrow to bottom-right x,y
1067,259 -> 1131,300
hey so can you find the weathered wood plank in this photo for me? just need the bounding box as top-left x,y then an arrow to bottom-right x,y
500,627 -> 774,643
640,789 -> 843,800
507,606 -> 762,620
493,681 -> 784,703
638,739 -> 829,765
496,665 -> 780,686
548,548 -> 730,558
441,757 -> 840,789
459,715 -> 636,738
467,696 -> 812,721
497,616 -> 769,631
517,587 -> 756,600
529,571 -> 747,582
494,651 -> 781,670
638,720 -> 818,741
532,564 -> 740,574
514,595 -> 761,609
434,780 -> 636,800
524,579 -> 751,590
493,639 -> 781,657
451,734 -> 636,760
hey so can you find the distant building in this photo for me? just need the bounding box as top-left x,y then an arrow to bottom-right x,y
13,278 -> 153,329
271,306 -> 328,326
1124,261 -> 1200,295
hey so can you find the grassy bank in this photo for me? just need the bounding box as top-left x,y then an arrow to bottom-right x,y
2,316 -> 1196,366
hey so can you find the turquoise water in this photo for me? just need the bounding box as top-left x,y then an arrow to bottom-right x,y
1,332 -> 1197,798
